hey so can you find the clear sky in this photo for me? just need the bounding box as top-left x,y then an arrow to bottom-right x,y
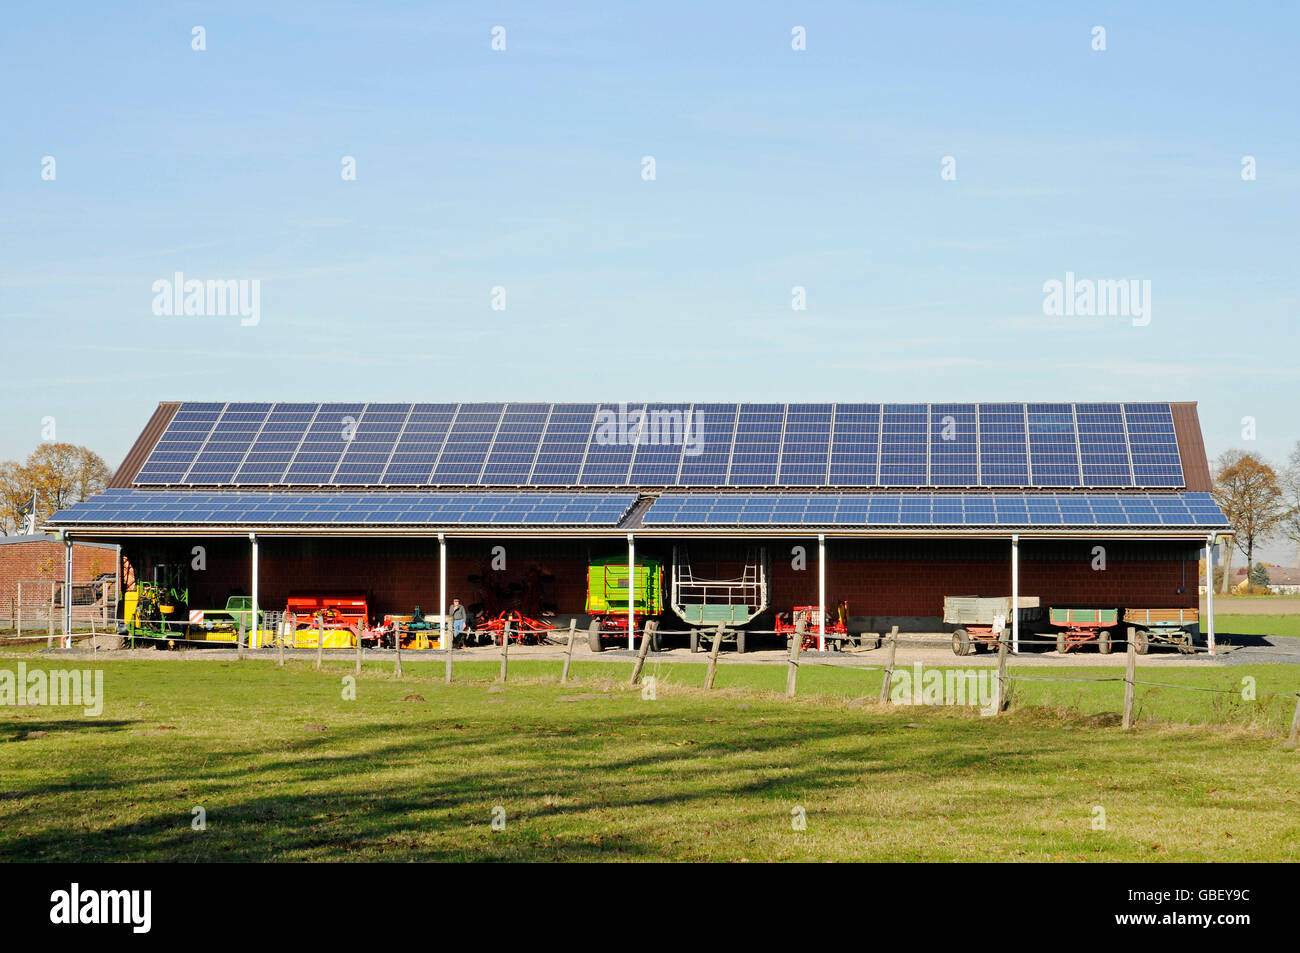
2,1 -> 1297,498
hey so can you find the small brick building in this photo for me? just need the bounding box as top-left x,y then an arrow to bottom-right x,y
0,534 -> 119,629
46,400 -> 1230,643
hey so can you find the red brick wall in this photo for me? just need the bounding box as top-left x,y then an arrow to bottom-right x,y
118,536 -> 1201,625
0,540 -> 118,616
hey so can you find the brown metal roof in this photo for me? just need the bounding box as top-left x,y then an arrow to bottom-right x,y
108,402 -> 180,488
1170,402 -> 1212,491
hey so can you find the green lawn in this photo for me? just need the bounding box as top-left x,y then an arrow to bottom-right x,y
1,658 -> 1298,862
1214,614 -> 1300,638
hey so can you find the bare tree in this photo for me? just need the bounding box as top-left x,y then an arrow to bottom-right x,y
1213,450 -> 1287,592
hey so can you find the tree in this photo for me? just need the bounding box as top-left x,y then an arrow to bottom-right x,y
0,443 -> 112,531
0,461 -> 31,534
1213,450 -> 1287,592
1280,441 -> 1300,566
1248,563 -> 1271,587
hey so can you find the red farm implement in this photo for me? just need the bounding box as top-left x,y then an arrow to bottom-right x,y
775,603 -> 850,651
479,609 -> 554,646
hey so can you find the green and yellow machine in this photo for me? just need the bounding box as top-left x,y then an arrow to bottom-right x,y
120,564 -> 189,647
585,554 -> 663,651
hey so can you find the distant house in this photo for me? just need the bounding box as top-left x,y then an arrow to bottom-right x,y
1232,565 -> 1300,595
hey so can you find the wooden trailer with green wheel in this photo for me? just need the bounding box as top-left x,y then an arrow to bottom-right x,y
1123,607 -> 1199,654
1048,606 -> 1119,654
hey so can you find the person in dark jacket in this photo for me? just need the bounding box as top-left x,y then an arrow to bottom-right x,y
449,599 -> 467,646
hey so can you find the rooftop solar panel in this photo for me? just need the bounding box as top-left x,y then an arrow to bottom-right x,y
50,490 -> 640,527
132,402 -> 1191,490
640,491 -> 1226,529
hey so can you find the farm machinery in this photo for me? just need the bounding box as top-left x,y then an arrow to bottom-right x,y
285,592 -> 368,648
945,595 -> 1042,656
1048,607 -> 1119,654
480,609 -> 554,647
120,564 -> 190,647
775,602 -> 851,651
673,546 -> 768,654
1123,607 -> 1199,654
187,596 -> 257,644
586,554 -> 664,652
363,606 -> 447,650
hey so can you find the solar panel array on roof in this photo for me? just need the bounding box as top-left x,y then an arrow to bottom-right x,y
643,491 -> 1227,528
132,402 -> 1186,489
49,488 -> 639,526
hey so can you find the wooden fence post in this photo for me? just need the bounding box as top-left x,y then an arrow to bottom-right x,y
1284,695 -> 1300,750
357,620 -> 364,676
786,620 -> 804,697
48,582 -> 56,648
1122,627 -> 1137,730
995,630 -> 1009,714
630,620 -> 656,685
16,583 -> 21,639
705,623 -> 724,689
394,618 -> 403,678
878,625 -> 898,704
561,619 -> 576,684
279,614 -> 288,666
498,620 -> 512,682
237,616 -> 246,661
315,612 -> 325,670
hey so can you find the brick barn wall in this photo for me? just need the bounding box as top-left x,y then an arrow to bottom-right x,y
118,536 -> 1202,626
0,540 -> 119,618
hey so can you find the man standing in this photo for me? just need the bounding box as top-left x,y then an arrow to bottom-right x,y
449,598 -> 467,646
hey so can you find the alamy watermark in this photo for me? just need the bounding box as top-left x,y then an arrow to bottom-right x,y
593,403 -> 704,456
1,663 -> 103,716
1042,271 -> 1150,326
152,272 -> 260,326
889,663 -> 998,716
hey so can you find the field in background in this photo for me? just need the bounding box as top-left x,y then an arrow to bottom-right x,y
2,659 -> 1297,862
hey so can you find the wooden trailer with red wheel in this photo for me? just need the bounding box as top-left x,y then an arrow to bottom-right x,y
945,595 -> 1042,656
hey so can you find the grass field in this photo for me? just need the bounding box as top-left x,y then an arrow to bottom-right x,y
1216,615 -> 1300,638
2,658 -> 1298,862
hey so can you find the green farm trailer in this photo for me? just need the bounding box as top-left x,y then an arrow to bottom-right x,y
585,555 -> 664,651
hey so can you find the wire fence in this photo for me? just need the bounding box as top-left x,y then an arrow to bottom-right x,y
5,613 -> 1298,741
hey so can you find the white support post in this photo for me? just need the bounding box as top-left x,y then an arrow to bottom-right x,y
1011,534 -> 1020,655
1205,534 -> 1216,656
817,533 -> 826,652
63,537 -> 73,647
114,544 -> 121,628
627,533 -> 635,651
439,532 -> 447,649
250,533 -> 259,650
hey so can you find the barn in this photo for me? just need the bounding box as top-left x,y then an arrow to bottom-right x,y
45,401 -> 1230,651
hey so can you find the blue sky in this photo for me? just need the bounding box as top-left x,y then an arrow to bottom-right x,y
2,0 -> 1297,482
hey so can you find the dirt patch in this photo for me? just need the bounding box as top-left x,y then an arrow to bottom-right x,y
401,694 -> 425,702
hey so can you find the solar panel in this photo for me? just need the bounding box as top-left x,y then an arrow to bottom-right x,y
133,402 -> 1189,489
50,489 -> 640,527
641,491 -> 1226,529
